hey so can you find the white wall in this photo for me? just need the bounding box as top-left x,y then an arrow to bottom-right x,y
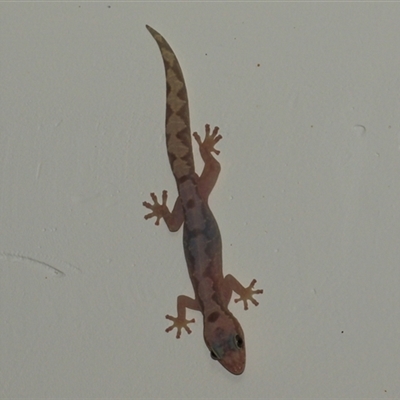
1,2 -> 399,398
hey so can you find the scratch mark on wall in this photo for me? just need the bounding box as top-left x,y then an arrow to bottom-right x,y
0,252 -> 81,277
36,162 -> 42,180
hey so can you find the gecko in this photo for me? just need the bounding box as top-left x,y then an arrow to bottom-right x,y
143,25 -> 263,375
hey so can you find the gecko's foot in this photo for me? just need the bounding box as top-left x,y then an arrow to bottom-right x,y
165,314 -> 195,339
234,279 -> 263,310
193,124 -> 222,156
143,190 -> 168,225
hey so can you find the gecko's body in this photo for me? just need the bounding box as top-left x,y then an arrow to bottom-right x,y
143,25 -> 262,375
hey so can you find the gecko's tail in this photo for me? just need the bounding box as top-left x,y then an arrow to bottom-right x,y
146,25 -> 195,180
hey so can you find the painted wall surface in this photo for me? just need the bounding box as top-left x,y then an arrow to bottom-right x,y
1,2 -> 399,398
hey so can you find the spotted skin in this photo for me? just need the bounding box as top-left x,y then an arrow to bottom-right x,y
143,25 -> 263,375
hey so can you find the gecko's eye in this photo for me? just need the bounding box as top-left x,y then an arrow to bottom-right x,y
235,335 -> 244,349
210,349 -> 221,360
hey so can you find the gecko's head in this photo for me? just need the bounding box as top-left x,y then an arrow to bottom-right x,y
203,311 -> 246,375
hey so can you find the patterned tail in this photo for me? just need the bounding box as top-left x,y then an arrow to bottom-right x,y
146,25 -> 195,180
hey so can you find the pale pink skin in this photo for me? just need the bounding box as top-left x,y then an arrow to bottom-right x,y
143,25 -> 263,375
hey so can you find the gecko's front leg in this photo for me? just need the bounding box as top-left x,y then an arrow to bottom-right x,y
165,295 -> 200,338
224,275 -> 263,310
